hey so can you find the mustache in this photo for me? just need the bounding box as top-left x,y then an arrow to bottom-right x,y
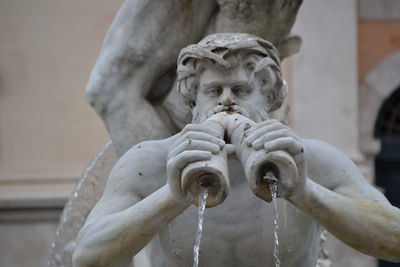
207,105 -> 249,118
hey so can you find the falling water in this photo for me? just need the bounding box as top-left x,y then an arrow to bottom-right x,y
270,181 -> 281,267
193,187 -> 208,267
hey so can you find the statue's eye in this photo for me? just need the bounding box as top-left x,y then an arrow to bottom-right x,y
232,86 -> 251,96
206,87 -> 222,97
245,62 -> 255,72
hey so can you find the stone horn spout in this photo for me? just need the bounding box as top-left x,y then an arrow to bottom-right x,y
223,113 -> 299,202
180,118 -> 229,208
181,112 -> 299,207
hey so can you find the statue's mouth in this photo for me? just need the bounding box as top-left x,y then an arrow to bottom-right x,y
206,105 -> 249,121
222,105 -> 240,114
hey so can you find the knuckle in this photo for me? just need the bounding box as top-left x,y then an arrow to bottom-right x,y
179,150 -> 192,157
167,153 -> 174,161
182,131 -> 194,140
183,124 -> 196,131
279,128 -> 289,135
284,136 -> 294,142
167,147 -> 177,157
270,119 -> 280,125
166,159 -> 175,169
267,122 -> 280,130
284,137 -> 295,144
187,131 -> 200,139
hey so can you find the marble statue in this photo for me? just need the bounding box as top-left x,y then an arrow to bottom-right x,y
49,1 -> 304,265
85,0 -> 303,157
72,33 -> 400,267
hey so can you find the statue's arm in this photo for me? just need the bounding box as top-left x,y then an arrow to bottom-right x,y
244,121 -> 400,261
290,139 -> 400,262
72,140 -> 189,267
86,0 -> 216,156
72,122 -> 225,267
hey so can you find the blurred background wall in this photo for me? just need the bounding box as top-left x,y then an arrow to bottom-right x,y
291,1 -> 400,267
0,0 -> 119,265
0,0 -> 399,266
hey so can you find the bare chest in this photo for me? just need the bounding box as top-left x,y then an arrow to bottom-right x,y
150,178 -> 321,267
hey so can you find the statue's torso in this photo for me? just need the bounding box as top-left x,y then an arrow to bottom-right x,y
145,156 -> 321,267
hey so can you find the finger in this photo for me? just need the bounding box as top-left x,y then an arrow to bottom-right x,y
181,124 -> 221,138
169,139 -> 220,159
245,119 -> 277,136
172,151 -> 212,171
252,129 -> 298,150
167,150 -> 212,202
245,122 -> 283,146
174,131 -> 225,149
264,137 -> 303,155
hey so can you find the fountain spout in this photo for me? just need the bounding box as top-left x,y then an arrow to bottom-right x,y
180,118 -> 229,208
181,112 -> 299,206
223,113 -> 299,202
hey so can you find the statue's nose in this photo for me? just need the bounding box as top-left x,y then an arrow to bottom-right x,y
218,94 -> 237,106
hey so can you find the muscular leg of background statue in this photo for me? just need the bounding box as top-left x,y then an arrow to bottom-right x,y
86,0 -> 217,156
212,0 -> 303,56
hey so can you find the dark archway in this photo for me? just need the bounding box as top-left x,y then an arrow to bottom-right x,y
374,87 -> 400,267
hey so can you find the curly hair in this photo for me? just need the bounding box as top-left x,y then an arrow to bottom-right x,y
176,33 -> 287,112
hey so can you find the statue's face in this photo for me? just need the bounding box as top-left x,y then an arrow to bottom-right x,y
192,63 -> 268,123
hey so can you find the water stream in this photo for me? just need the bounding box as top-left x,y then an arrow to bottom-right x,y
270,181 -> 281,267
193,187 -> 209,267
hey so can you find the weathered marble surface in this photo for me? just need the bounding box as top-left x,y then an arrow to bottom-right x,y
71,33 -> 400,267
50,2 -> 304,265
49,1 -> 400,266
85,0 -> 303,157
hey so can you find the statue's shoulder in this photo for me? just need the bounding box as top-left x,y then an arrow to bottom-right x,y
303,138 -> 337,156
114,136 -> 175,172
124,137 -> 172,158
302,138 -> 363,187
113,134 -> 179,174
303,138 -> 350,164
104,137 -> 176,198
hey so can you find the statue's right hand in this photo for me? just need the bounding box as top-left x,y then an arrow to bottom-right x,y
167,123 -> 225,203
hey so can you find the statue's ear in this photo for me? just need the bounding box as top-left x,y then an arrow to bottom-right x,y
278,35 -> 302,59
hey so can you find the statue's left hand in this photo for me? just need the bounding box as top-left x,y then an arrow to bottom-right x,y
244,119 -> 307,198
